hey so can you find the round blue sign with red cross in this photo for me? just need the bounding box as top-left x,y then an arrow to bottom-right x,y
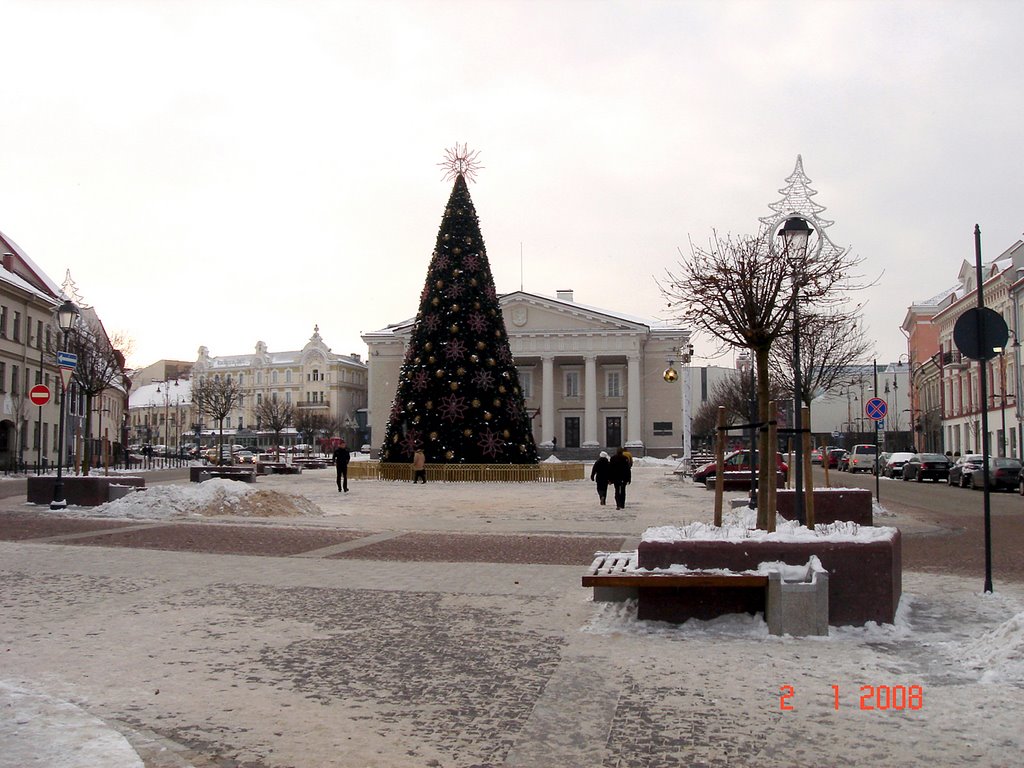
865,397 -> 888,421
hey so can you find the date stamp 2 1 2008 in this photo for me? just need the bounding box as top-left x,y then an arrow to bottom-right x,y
779,684 -> 924,712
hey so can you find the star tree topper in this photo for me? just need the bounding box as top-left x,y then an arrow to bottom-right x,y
438,143 -> 484,183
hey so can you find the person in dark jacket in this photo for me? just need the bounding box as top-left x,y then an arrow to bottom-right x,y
333,439 -> 351,492
608,448 -> 632,509
590,451 -> 611,505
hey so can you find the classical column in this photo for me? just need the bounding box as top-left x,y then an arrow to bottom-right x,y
583,354 -> 599,447
541,355 -> 555,447
626,354 -> 643,447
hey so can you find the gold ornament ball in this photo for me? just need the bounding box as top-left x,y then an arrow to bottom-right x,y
503,429 -> 510,439
463,428 -> 472,437
449,324 -> 459,333
493,398 -> 501,407
435,369 -> 445,378
476,341 -> 486,350
443,233 -> 451,240
435,280 -> 444,289
425,341 -> 433,351
430,431 -> 438,440
663,367 -> 679,383
470,354 -> 479,363
431,297 -> 440,306
487,358 -> 496,367
445,450 -> 454,460
498,385 -> 506,393
453,247 -> 462,255
449,381 -> 459,391
470,278 -> 478,287
451,304 -> 460,313
483,411 -> 492,421
472,398 -> 481,408
456,367 -> 466,376
465,236 -> 473,245
426,400 -> 433,409
428,355 -> 436,364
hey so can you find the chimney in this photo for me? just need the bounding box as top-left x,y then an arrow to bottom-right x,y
556,289 -> 574,302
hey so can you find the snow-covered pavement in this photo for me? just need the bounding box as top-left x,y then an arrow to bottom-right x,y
1,460 -> 1022,767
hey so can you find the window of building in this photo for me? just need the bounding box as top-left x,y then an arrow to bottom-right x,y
256,371 -> 262,385
285,391 -> 292,404
12,365 -> 19,395
12,311 -> 20,342
272,371 -> 278,384
564,370 -> 580,398
36,320 -> 42,349
238,373 -> 244,386
653,421 -> 673,436
286,370 -> 292,384
518,370 -> 533,399
0,305 -> 7,337
0,362 -> 5,392
257,393 -> 263,405
606,371 -> 622,398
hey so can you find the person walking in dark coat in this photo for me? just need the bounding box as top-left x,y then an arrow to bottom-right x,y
608,448 -> 632,509
333,439 -> 351,492
591,451 -> 611,505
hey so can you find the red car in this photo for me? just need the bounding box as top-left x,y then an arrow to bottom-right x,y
692,450 -> 789,485
826,448 -> 847,469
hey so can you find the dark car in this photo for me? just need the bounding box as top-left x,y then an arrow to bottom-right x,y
692,450 -> 789,485
948,454 -> 985,487
902,453 -> 952,483
970,457 -> 1022,491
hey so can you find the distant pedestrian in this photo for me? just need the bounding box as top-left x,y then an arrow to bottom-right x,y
551,436 -> 557,453
608,448 -> 632,509
412,447 -> 427,484
333,439 -> 351,493
591,451 -> 611,505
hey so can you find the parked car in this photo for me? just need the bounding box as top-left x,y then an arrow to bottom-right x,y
901,453 -> 952,483
692,450 -> 789,485
810,447 -> 823,465
876,451 -> 891,474
203,446 -> 235,465
827,448 -> 847,469
948,454 -> 985,487
970,457 -> 1022,491
847,444 -> 879,473
235,450 -> 255,464
883,451 -> 916,479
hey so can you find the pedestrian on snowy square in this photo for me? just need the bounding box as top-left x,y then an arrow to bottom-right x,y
591,451 -> 611,505
333,439 -> 351,493
412,447 -> 427,484
608,448 -> 632,509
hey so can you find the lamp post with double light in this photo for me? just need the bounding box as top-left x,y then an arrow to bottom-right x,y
51,300 -> 81,510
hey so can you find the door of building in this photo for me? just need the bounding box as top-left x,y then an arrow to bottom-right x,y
564,416 -> 581,448
605,416 -> 622,448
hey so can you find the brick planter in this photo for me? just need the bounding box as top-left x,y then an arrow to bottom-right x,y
27,476 -> 146,507
637,529 -> 901,627
776,488 -> 873,526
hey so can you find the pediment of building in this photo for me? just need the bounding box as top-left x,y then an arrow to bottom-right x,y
499,293 -> 649,335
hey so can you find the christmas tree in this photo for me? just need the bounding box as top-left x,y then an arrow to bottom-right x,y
379,148 -> 538,465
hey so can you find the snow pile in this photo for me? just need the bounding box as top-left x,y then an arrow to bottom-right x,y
633,455 -> 679,467
961,611 -> 1024,683
68,480 -> 323,520
643,506 -> 897,543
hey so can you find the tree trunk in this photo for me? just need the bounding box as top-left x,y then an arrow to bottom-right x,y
755,347 -> 772,529
81,394 -> 94,476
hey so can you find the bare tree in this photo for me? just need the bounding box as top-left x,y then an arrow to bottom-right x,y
62,310 -> 130,475
293,410 -> 329,455
253,397 -> 294,457
691,372 -> 788,451
770,307 -> 874,412
662,230 -> 862,528
193,376 -> 243,462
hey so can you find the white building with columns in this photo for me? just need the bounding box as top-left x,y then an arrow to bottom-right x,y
362,290 -> 691,457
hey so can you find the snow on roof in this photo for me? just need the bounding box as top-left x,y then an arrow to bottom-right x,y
0,228 -> 63,297
128,379 -> 192,408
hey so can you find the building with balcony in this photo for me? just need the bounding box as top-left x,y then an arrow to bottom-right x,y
187,327 -> 368,449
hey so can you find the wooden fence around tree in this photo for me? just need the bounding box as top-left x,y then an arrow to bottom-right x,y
347,462 -> 583,482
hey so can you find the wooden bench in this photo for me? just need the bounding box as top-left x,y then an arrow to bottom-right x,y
583,551 -> 770,620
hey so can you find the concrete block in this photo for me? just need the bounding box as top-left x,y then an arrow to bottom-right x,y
767,561 -> 829,636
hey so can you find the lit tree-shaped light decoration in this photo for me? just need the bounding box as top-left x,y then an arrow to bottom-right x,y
379,146 -> 538,465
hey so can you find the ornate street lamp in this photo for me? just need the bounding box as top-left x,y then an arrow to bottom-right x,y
51,299 -> 81,509
777,216 -> 814,525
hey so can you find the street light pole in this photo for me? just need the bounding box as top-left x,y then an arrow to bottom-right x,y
50,300 -> 80,510
778,216 -> 813,526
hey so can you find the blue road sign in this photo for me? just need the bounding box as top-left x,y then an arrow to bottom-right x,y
57,351 -> 77,369
865,397 -> 888,421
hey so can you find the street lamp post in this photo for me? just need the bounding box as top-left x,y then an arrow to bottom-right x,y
778,216 -> 814,526
51,300 -> 81,510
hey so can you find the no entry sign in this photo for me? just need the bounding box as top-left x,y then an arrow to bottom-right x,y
29,384 -> 51,406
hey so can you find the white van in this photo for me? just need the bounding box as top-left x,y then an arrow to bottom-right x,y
847,444 -> 878,473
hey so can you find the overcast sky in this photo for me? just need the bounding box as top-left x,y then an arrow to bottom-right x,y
0,0 -> 1021,370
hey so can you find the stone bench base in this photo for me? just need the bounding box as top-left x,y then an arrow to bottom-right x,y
27,476 -> 146,507
637,532 -> 901,627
